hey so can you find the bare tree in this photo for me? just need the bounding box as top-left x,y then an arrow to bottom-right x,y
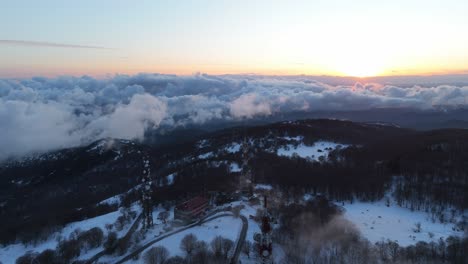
232,205 -> 242,218
210,236 -> 224,257
191,241 -> 212,264
77,227 -> 104,251
242,240 -> 252,258
195,240 -> 208,253
413,222 -> 422,233
144,246 -> 170,264
221,238 -> 234,260
180,233 -> 198,256
387,240 -> 399,262
165,256 -> 186,264
104,231 -> 118,253
57,238 -> 81,263
35,249 -> 57,264
158,211 -> 170,224
15,252 -> 38,264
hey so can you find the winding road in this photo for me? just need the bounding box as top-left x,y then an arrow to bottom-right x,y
230,215 -> 248,264
113,212 -> 248,264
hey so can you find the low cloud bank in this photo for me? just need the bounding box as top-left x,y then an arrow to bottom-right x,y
1,73 -> 467,159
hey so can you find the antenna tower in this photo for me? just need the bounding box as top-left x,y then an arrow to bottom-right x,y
141,158 -> 153,229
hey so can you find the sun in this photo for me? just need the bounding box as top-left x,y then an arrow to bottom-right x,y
334,57 -> 384,77
325,40 -> 389,77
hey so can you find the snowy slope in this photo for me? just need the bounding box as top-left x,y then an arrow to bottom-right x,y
0,205 -> 139,264
0,211 -> 121,263
340,200 -> 465,246
277,141 -> 346,161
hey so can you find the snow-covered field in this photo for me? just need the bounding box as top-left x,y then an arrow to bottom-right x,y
277,141 -> 345,161
340,200 -> 465,246
125,215 -> 242,263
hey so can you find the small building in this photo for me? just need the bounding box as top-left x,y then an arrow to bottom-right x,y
174,196 -> 209,223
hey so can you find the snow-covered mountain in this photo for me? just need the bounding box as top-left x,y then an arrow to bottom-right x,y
1,119 -> 467,263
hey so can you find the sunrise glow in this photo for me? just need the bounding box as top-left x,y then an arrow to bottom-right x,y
1,1 -> 468,77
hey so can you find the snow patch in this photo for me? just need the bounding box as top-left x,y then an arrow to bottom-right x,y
196,139 -> 210,149
225,143 -> 241,153
254,184 -> 273,191
281,135 -> 304,141
98,195 -> 121,206
277,141 -> 345,161
166,173 -> 176,185
198,152 -> 214,159
229,162 -> 241,172
0,208 -> 133,263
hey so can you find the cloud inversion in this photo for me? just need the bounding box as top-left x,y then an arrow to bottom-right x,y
1,73 -> 468,160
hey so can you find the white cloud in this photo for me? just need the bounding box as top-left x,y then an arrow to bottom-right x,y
0,73 -> 467,159
88,93 -> 166,140
230,93 -> 272,118
0,100 -> 81,158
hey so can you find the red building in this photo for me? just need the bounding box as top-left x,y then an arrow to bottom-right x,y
174,196 -> 209,223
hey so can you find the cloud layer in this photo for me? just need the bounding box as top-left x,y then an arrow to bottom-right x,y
0,39 -> 110,49
1,74 -> 468,159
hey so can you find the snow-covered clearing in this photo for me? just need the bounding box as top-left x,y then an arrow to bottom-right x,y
341,200 -> 465,246
277,141 -> 345,161
125,215 -> 242,262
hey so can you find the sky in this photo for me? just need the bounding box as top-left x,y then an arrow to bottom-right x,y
1,0 -> 468,77
2,1 -> 468,160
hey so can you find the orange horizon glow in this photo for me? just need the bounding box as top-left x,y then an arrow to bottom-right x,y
2,1 -> 468,79
2,63 -> 468,79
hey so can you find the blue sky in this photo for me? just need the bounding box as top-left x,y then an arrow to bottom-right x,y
1,0 -> 468,77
